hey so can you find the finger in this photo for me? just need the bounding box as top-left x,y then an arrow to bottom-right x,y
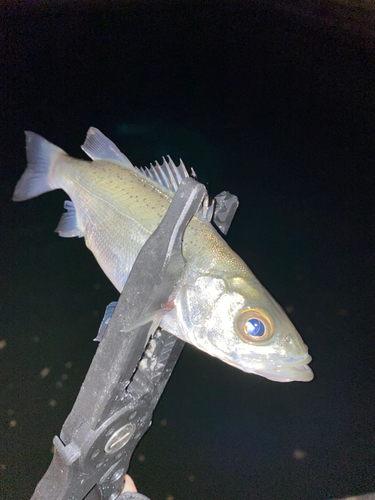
122,474 -> 138,493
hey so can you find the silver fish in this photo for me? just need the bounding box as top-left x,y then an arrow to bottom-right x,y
13,127 -> 313,382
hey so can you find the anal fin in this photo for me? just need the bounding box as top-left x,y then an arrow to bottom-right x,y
55,200 -> 83,238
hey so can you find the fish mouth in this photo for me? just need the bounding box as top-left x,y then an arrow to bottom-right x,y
254,355 -> 314,383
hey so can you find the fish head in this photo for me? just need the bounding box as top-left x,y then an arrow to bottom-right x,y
175,275 -> 313,382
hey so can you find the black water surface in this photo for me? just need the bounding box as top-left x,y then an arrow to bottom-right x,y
1,2 -> 374,500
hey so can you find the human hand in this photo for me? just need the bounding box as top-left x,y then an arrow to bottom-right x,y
122,474 -> 138,493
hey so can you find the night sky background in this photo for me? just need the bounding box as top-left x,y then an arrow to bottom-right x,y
1,2 -> 375,500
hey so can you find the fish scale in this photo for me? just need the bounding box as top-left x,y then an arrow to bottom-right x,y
13,127 -> 313,382
59,159 -> 236,291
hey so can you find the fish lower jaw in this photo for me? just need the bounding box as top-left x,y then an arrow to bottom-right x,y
253,355 -> 314,383
253,365 -> 314,382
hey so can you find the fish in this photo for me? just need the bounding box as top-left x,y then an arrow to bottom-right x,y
13,127 -> 313,382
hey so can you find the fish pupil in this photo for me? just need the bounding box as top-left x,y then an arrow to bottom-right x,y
245,318 -> 265,337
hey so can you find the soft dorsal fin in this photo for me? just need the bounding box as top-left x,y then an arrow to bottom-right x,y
81,127 -> 215,224
81,127 -> 134,169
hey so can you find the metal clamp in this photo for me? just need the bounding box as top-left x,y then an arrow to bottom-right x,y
30,178 -> 239,500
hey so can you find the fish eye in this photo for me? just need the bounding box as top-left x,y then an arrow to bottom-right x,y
235,308 -> 274,343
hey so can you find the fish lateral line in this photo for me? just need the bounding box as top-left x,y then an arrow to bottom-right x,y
13,127 -> 314,383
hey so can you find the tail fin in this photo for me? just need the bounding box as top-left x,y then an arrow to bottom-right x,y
12,131 -> 67,201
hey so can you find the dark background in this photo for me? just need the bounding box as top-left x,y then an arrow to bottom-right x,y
1,1 -> 374,499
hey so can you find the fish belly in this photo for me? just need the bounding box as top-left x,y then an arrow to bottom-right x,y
54,155 -> 250,299
54,158 -> 171,291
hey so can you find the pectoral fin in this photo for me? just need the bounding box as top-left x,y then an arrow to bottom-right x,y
120,305 -> 172,334
95,301 -> 174,343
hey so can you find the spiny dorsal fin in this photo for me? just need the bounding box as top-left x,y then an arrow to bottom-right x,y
139,156 -> 189,193
139,156 -> 215,223
82,127 -> 215,223
201,194 -> 215,222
